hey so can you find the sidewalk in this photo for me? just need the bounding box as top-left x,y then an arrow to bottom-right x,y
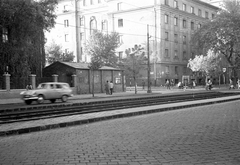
1,87 -> 240,137
0,86 -> 220,105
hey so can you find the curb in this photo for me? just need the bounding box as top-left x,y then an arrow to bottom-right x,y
1,96 -> 240,137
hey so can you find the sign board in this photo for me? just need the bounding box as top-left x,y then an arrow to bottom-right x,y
222,68 -> 226,72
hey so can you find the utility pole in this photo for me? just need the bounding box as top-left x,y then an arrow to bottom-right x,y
75,0 -> 80,62
147,24 -> 152,93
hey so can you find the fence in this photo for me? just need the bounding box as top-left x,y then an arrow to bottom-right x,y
10,76 -> 28,89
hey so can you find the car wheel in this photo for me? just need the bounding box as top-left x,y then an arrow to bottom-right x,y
61,95 -> 68,102
25,100 -> 32,105
37,94 -> 45,104
50,99 -> 56,103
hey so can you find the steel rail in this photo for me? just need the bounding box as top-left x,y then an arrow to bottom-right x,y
0,92 -> 237,124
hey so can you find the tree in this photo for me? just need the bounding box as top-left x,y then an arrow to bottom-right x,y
84,30 -> 120,97
46,41 -> 74,64
0,0 -> 57,88
120,44 -> 147,94
188,50 -> 222,83
191,0 -> 240,82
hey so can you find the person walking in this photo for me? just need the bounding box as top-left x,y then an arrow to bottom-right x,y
105,81 -> 110,95
229,79 -> 234,89
142,80 -> 145,90
26,83 -> 32,90
192,80 -> 196,89
109,81 -> 114,95
237,79 -> 240,89
166,80 -> 170,90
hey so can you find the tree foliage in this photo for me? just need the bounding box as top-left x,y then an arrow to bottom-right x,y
188,50 -> 222,76
46,41 -> 74,64
120,44 -> 147,79
85,30 -> 120,70
191,0 -> 240,68
84,30 -> 120,97
0,0 -> 57,79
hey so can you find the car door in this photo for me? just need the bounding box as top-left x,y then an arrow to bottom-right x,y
45,83 -> 56,99
55,84 -> 64,99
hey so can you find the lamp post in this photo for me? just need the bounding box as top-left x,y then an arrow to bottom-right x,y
147,24 -> 152,93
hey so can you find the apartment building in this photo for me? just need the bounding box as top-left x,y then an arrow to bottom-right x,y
45,0 -> 218,85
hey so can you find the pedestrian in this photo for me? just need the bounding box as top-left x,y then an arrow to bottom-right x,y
142,80 -> 145,90
238,79 -> 240,89
109,81 -> 114,95
229,79 -> 234,89
166,80 -> 170,90
170,79 -> 174,89
192,80 -> 196,89
26,83 -> 32,90
105,80 -> 110,95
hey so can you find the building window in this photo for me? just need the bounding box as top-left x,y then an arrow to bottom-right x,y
174,17 -> 178,26
175,66 -> 178,75
174,0 -> 178,8
183,19 -> 187,28
102,20 -> 107,31
117,2 -> 122,11
198,9 -> 202,17
165,49 -> 169,57
191,52 -> 195,59
90,0 -> 93,5
65,34 -> 69,42
212,13 -> 215,19
205,11 -> 209,19
165,32 -> 169,41
80,16 -> 84,26
174,50 -> 178,57
83,0 -> 86,6
118,35 -> 123,43
118,19 -> 123,27
64,20 -> 69,27
191,6 -> 194,14
198,23 -> 201,29
166,66 -> 170,74
183,66 -> 187,74
182,3 -> 186,11
80,32 -> 84,40
165,14 -> 169,24
191,22 -> 194,30
174,34 -> 178,43
183,51 -> 187,59
183,35 -> 187,44
119,51 -> 123,59
165,0 -> 169,5
2,27 -> 8,43
63,5 -> 69,12
90,16 -> 97,34
65,48 -> 69,54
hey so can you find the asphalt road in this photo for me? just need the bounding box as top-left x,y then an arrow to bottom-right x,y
0,100 -> 240,165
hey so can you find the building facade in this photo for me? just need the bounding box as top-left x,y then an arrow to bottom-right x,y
45,0 -> 218,85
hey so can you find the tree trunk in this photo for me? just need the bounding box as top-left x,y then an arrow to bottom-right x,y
92,70 -> 95,97
134,77 -> 137,94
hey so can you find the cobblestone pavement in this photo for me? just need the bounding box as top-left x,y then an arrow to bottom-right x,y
0,101 -> 240,165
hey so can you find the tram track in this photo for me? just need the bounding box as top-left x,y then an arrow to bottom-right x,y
0,92 -> 239,124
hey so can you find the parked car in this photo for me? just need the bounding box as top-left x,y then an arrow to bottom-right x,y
20,82 -> 73,105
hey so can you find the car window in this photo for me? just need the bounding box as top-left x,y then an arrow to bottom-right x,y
37,84 -> 47,89
50,84 -> 55,89
62,84 -> 70,89
56,84 -> 62,89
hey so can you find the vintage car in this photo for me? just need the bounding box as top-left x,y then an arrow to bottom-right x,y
20,82 -> 73,105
